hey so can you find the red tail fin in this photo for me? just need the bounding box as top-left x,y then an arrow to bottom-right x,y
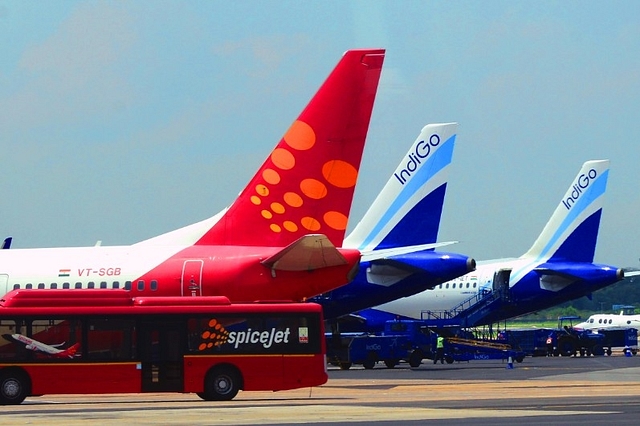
197,49 -> 385,247
60,342 -> 81,358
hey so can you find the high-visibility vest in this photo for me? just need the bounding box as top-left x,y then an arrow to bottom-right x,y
437,336 -> 444,348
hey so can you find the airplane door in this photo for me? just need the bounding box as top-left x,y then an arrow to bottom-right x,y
0,274 -> 8,295
181,260 -> 204,296
492,269 -> 512,302
140,320 -> 184,393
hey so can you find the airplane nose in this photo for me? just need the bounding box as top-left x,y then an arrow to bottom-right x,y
467,258 -> 477,272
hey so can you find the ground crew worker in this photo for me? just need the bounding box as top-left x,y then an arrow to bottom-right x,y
546,332 -> 555,357
434,335 -> 445,364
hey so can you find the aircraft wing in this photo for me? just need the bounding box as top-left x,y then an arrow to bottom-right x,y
360,241 -> 458,263
261,234 -> 348,272
2,334 -> 18,344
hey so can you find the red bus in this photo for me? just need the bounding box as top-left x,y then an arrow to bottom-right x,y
0,289 -> 327,405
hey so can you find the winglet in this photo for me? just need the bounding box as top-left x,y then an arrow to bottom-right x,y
522,160 -> 609,262
261,234 -> 349,271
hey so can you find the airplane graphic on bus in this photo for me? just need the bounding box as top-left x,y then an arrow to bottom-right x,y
2,334 -> 80,359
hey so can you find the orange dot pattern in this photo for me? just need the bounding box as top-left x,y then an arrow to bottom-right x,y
250,119 -> 359,237
197,318 -> 230,351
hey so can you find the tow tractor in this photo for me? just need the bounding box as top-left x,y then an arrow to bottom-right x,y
554,316 -> 605,357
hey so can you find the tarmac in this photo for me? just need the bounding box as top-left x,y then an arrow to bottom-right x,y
2,354 -> 640,425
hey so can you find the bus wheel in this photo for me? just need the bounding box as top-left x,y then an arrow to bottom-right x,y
0,370 -> 29,405
200,366 -> 241,401
338,362 -> 352,370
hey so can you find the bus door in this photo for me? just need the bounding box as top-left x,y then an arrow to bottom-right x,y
139,320 -> 185,392
181,260 -> 204,296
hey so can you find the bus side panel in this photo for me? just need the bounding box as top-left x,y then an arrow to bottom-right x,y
183,354 -> 327,393
183,355 -> 283,392
281,354 -> 327,390
12,363 -> 141,395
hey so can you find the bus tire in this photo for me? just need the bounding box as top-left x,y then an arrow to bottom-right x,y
339,362 -> 352,370
200,366 -> 242,401
0,369 -> 30,405
362,359 -> 375,370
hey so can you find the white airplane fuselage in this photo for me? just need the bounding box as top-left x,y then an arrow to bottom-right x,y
0,243 -> 361,302
575,314 -> 640,331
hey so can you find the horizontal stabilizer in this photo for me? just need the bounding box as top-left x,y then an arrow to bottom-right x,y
261,234 -> 349,272
623,268 -> 640,278
534,261 -> 624,282
360,241 -> 458,263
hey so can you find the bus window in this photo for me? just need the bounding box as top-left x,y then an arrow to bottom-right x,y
87,318 -> 134,360
18,318 -> 83,361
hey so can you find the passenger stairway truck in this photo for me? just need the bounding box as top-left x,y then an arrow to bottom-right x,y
326,320 -> 524,369
419,271 -> 516,330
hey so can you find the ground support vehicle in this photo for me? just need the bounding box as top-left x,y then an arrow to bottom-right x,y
505,318 -> 606,357
444,337 -> 525,363
594,328 -> 638,356
502,328 -> 552,357
555,316 -> 605,357
326,320 -> 524,369
326,320 -> 433,369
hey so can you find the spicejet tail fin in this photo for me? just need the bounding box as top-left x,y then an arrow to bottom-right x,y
521,160 -> 609,263
261,234 -> 350,272
60,342 -> 81,358
344,123 -> 457,251
199,49 -> 385,248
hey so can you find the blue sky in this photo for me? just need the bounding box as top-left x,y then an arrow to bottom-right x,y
1,1 -> 639,267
